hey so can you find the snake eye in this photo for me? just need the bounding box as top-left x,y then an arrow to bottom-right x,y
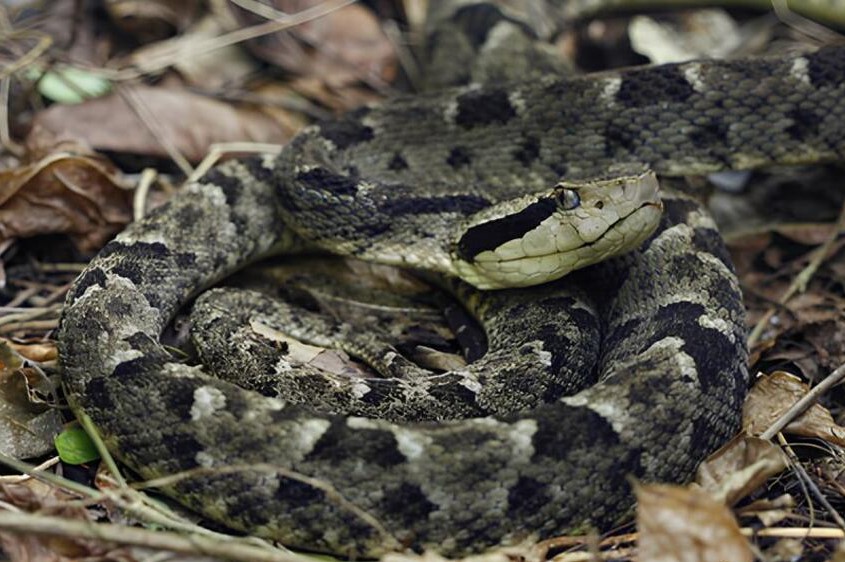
556,188 -> 581,210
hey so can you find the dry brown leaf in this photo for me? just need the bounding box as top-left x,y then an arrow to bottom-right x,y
249,319 -> 369,378
30,85 -> 298,163
636,482 -> 753,562
287,74 -> 385,113
234,0 -> 396,88
0,478 -> 124,560
743,371 -> 845,446
0,147 -> 131,251
4,340 -> 57,364
106,0 -> 202,43
696,433 -> 788,505
0,341 -> 63,459
128,13 -> 259,89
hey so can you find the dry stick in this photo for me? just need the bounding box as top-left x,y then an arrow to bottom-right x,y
747,197 -> 845,349
0,511 -> 307,562
0,29 -> 53,81
0,307 -> 55,328
36,262 -> 88,274
136,462 -> 401,551
0,320 -> 59,337
0,452 -> 288,551
71,408 -> 400,552
759,362 -> 845,441
108,0 -> 358,81
133,168 -> 158,221
741,526 -> 844,539
188,142 -> 283,183
778,433 -> 845,530
228,0 -> 391,93
118,84 -> 194,177
751,363 -> 845,533
76,412 -> 127,488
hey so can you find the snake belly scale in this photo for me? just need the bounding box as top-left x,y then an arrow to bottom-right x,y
58,36 -> 845,556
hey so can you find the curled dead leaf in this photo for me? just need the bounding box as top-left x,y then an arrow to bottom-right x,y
696,433 -> 788,505
743,371 -> 845,446
0,148 -> 131,251
0,341 -> 63,458
636,482 -> 753,562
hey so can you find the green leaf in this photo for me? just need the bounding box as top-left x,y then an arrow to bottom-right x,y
27,65 -> 112,104
54,425 -> 100,464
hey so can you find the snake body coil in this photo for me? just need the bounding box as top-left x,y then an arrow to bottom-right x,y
58,34 -> 845,556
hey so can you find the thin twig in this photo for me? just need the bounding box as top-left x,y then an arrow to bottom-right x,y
760,362 -> 845,441
748,198 -> 845,349
0,511 -> 308,562
778,434 -> 845,530
136,462 -> 401,551
118,84 -> 193,177
76,412 -> 127,488
740,526 -> 845,539
107,0 -> 358,81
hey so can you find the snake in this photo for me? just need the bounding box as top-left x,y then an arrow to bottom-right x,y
56,1 -> 845,557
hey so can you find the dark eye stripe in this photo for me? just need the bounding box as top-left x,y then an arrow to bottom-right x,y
456,198 -> 557,261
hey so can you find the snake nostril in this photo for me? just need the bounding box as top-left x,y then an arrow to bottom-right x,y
595,200 -> 604,210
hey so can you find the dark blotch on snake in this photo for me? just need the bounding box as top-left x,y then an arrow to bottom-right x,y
379,194 -> 491,216
806,47 -> 845,89
455,89 -> 517,129
306,420 -> 406,467
388,152 -> 409,171
378,483 -> 438,528
66,267 -> 106,302
456,197 -> 556,261
506,476 -> 552,518
317,107 -> 375,149
447,146 -> 473,168
275,478 -> 326,505
296,167 -> 359,197
786,107 -> 823,141
688,118 -> 730,151
513,135 -> 540,166
603,121 -> 639,157
617,66 -> 695,107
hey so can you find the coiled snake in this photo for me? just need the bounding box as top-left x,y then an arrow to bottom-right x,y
57,4 -> 845,557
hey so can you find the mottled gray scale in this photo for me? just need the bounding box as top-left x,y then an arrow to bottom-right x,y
513,135 -> 541,166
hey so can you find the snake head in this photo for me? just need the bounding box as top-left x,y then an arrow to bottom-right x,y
451,170 -> 663,289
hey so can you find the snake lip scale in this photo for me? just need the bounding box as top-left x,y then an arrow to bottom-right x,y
57,39 -> 845,556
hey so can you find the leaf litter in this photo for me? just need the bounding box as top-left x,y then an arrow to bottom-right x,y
2,1 -> 845,561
